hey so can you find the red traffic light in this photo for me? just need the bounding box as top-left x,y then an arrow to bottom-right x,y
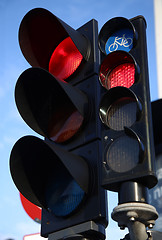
19,8 -> 90,70
10,8 -> 108,238
99,51 -> 138,90
16,8 -> 93,143
98,16 -> 157,191
49,37 -> 83,81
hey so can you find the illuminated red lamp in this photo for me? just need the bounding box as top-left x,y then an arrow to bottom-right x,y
108,63 -> 135,89
99,51 -> 137,90
49,37 -> 83,81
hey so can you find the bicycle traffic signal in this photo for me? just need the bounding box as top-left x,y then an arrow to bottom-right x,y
9,8 -> 107,239
98,16 -> 157,191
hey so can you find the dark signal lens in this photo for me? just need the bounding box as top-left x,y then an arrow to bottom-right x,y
106,135 -> 140,173
108,63 -> 135,89
107,97 -> 137,131
46,167 -> 85,217
49,37 -> 83,81
99,87 -> 141,131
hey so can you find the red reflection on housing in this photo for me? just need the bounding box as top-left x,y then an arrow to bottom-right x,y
48,107 -> 83,143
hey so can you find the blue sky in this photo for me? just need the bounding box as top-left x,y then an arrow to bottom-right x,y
0,0 -> 158,239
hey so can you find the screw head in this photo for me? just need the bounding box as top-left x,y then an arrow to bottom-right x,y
148,223 -> 154,229
129,216 -> 135,222
120,225 -> 125,230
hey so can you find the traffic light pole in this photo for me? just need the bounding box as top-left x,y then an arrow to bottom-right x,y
111,182 -> 158,240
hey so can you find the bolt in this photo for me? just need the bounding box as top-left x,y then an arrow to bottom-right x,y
120,225 -> 125,230
148,223 -> 154,229
104,136 -> 108,140
129,216 -> 135,222
34,217 -> 41,223
140,197 -> 145,202
47,208 -> 52,212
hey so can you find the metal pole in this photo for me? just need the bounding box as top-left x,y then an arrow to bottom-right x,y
111,182 -> 158,240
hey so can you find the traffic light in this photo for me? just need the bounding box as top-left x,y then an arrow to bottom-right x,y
98,16 -> 157,191
9,8 -> 107,239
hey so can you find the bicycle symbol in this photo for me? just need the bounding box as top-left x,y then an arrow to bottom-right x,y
108,34 -> 133,52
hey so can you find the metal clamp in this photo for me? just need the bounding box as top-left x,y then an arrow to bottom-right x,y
111,202 -> 158,240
